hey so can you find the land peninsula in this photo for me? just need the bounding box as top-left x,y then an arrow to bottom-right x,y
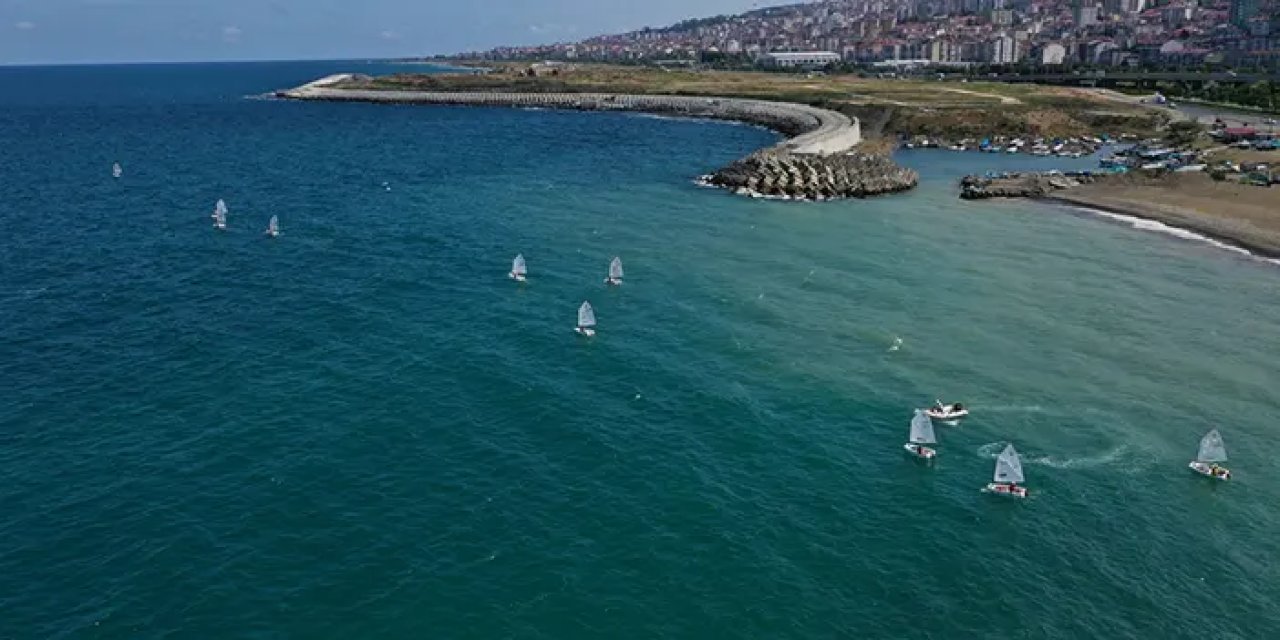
280,64 -> 1163,201
281,64 -> 1279,254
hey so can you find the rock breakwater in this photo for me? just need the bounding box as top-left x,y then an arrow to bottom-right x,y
704,151 -> 918,200
279,76 -> 917,201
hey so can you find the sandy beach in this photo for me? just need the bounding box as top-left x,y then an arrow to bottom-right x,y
1043,173 -> 1280,258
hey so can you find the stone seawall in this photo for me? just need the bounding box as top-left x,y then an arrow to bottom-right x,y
279,76 -> 918,200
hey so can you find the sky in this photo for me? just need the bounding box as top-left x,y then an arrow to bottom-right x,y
0,0 -> 767,65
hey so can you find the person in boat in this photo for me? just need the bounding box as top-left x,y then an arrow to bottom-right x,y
952,403 -> 964,412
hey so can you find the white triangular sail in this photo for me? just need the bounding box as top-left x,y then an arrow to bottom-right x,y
609,257 -> 623,280
577,301 -> 596,328
993,444 -> 1024,484
213,199 -> 227,219
267,215 -> 279,235
909,410 -> 936,444
512,254 -> 527,276
1196,429 -> 1227,463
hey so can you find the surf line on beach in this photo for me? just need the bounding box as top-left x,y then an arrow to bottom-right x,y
1055,203 -> 1280,267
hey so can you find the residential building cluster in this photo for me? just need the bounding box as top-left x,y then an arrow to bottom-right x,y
463,0 -> 1280,70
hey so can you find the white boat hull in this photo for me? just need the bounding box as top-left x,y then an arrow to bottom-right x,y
509,273 -> 527,282
1189,461 -> 1230,480
575,327 -> 595,337
904,443 -> 936,460
925,408 -> 968,421
985,483 -> 1028,498
604,278 -> 622,286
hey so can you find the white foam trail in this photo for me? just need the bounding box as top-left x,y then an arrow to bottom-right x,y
978,405 -> 1045,413
1065,206 -> 1280,266
977,442 -> 1139,472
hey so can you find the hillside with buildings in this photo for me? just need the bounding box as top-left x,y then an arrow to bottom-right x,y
461,0 -> 1278,71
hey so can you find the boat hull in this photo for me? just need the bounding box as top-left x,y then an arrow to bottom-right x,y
604,278 -> 622,286
904,443 -> 936,460
985,483 -> 1028,498
925,408 -> 968,421
509,273 -> 526,282
575,327 -> 595,337
1189,461 -> 1230,480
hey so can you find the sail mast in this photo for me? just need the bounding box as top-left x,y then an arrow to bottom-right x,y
578,302 -> 596,328
993,444 -> 1025,483
909,411 -> 936,444
1197,429 -> 1228,462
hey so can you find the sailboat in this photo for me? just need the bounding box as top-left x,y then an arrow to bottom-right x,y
112,163 -> 123,179
212,199 -> 227,221
265,215 -> 280,238
1189,429 -> 1230,480
985,444 -> 1028,498
903,410 -> 937,460
213,204 -> 227,230
509,254 -> 527,282
604,256 -> 623,286
575,301 -> 596,337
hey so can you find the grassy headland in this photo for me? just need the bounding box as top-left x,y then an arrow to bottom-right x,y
337,64 -> 1170,142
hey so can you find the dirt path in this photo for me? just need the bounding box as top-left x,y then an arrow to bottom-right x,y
941,87 -> 1021,105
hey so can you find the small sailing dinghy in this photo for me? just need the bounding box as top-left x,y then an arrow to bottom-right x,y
509,254 -> 527,282
985,444 -> 1028,498
575,301 -> 596,337
903,410 -> 937,460
926,400 -> 968,421
112,163 -> 123,179
604,257 -> 623,286
212,199 -> 227,221
1189,429 -> 1230,480
213,202 -> 227,230
265,215 -> 280,238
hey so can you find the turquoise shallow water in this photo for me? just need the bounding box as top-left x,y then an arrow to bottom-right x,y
2,61 -> 1279,639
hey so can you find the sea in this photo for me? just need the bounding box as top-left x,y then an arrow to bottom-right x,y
2,60 -> 1278,639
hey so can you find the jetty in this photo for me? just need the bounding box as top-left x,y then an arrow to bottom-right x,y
279,75 -> 917,201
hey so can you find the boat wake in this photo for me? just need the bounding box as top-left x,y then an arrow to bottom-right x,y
976,404 -> 1045,413
977,442 -> 1139,472
1065,206 -> 1280,267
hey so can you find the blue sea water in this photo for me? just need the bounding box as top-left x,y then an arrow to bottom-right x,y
2,61 -> 1279,639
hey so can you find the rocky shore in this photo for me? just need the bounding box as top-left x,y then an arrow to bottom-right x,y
279,75 -> 918,201
959,171 -> 1100,199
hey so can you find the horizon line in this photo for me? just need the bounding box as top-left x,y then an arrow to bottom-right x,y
0,55 -> 458,69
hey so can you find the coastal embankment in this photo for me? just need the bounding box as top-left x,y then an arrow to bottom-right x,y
279,75 -> 917,201
961,171 -> 1280,258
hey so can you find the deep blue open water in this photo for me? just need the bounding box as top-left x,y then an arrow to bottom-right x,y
2,61 -> 1279,639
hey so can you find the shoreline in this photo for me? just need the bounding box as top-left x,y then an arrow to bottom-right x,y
277,75 -> 921,200
1039,189 -> 1280,261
